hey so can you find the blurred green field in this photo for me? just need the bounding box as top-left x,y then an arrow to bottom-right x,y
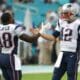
22,73 -> 80,80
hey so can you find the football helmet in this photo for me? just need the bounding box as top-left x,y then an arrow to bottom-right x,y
59,3 -> 77,21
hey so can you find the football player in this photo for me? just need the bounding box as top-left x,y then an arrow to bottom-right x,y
32,3 -> 80,80
0,12 -> 40,80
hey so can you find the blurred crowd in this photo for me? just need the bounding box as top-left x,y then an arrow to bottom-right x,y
0,0 -> 80,65
0,0 -> 13,23
15,0 -> 80,4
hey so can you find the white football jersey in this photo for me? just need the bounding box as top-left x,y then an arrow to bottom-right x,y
0,24 -> 25,54
55,18 -> 80,52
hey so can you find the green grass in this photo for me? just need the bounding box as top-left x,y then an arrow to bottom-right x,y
22,73 -> 80,80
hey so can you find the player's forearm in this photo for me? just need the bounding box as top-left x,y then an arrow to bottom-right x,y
19,33 -> 40,43
40,33 -> 56,41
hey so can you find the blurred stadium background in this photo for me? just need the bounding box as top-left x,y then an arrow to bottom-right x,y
0,0 -> 80,80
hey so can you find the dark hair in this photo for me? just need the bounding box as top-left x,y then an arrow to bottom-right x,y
1,12 -> 12,25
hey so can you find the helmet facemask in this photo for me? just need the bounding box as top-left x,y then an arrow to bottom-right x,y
59,3 -> 77,22
60,11 -> 74,21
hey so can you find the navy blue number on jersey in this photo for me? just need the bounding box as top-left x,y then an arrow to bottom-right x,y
0,32 -> 12,48
61,28 -> 72,41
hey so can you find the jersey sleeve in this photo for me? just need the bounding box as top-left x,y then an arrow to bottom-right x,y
52,30 -> 60,38
14,25 -> 26,37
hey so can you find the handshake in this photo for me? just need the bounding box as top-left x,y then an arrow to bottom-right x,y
29,26 -> 54,41
30,28 -> 41,35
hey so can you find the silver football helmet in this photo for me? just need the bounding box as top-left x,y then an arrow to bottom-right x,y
59,3 -> 78,21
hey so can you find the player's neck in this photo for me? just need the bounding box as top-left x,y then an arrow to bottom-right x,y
2,21 -> 12,25
3,22 -> 10,25
67,18 -> 76,23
